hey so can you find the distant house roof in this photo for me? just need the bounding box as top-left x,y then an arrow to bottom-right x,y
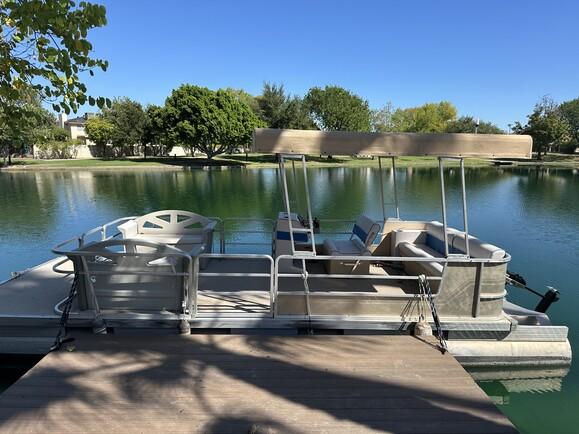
65,116 -> 86,126
65,113 -> 96,126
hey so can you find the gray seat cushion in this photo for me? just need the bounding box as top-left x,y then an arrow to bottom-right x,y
426,221 -> 505,259
397,241 -> 444,276
323,238 -> 370,256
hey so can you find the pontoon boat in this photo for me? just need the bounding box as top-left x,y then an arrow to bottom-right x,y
0,129 -> 571,370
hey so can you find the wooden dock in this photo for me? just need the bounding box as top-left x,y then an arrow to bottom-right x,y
0,334 -> 516,433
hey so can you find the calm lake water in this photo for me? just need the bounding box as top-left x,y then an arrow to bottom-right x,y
0,166 -> 578,433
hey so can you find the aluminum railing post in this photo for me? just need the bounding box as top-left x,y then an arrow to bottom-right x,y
279,155 -> 295,254
391,157 -> 400,219
378,157 -> 387,221
460,158 -> 470,257
301,155 -> 316,253
438,158 -> 449,257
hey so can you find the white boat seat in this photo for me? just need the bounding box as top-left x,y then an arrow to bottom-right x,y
426,221 -> 505,259
118,210 -> 217,269
323,215 -> 380,254
322,215 -> 380,274
323,238 -> 371,256
392,221 -> 506,260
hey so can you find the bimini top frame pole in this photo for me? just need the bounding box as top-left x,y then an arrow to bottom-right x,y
377,156 -> 400,221
438,156 -> 470,257
277,154 -> 316,256
253,128 -> 533,159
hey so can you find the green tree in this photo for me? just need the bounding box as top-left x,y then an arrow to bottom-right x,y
511,96 -> 571,159
102,97 -> 147,156
391,101 -> 457,133
283,96 -> 316,130
257,82 -> 286,127
304,86 -> 371,131
0,88 -> 54,164
559,98 -> 579,149
33,124 -> 69,147
255,82 -> 315,130
164,84 -> 263,159
1,0 -> 110,117
445,116 -> 503,134
371,102 -> 395,132
33,124 -> 77,159
142,104 -> 173,157
50,126 -> 71,142
85,116 -> 113,158
224,88 -> 261,118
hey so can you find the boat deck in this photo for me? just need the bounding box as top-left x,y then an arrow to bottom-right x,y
0,333 -> 516,433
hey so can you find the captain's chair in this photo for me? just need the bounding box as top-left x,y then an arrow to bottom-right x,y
322,215 -> 380,274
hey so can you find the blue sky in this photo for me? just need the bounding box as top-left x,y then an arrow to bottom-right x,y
81,0 -> 578,129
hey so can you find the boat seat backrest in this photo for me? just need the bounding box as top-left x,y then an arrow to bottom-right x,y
68,239 -> 191,313
392,222 -> 506,260
352,215 -> 380,247
426,221 -> 505,259
135,210 -> 215,235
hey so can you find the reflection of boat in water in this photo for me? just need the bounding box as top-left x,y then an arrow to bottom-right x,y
0,129 -> 571,370
469,365 -> 570,405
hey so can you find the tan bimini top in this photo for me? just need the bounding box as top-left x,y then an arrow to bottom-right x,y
252,128 -> 533,159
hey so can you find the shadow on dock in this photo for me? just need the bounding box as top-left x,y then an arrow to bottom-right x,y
0,334 -> 516,433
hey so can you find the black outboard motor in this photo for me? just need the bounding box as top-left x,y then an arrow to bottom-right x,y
507,271 -> 560,314
535,287 -> 560,313
313,217 -> 320,234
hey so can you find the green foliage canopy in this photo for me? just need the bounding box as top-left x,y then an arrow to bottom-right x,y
102,97 -> 147,149
445,116 -> 503,134
0,0 -> 110,117
255,82 -> 315,130
164,84 -> 263,159
224,88 -> 261,118
371,103 -> 395,132
0,87 -> 54,163
511,96 -> 571,159
304,86 -> 371,131
142,104 -> 172,156
559,98 -> 579,146
390,101 -> 457,133
84,116 -> 113,157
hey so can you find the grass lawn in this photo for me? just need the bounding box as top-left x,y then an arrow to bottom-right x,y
4,154 -> 492,170
3,153 -> 578,170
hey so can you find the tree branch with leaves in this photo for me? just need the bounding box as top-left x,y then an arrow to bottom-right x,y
0,0 -> 110,117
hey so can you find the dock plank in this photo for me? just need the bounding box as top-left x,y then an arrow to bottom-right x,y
0,334 -> 516,433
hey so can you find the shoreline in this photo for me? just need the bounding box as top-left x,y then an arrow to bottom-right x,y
2,154 -> 578,171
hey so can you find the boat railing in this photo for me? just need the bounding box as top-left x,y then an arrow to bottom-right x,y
213,217 -> 383,254
54,216 -> 382,256
193,253 -> 275,317
53,216 -> 139,253
53,242 -> 196,319
275,254 -> 444,295
216,218 -> 275,254
50,249 -> 510,320
274,253 -> 510,316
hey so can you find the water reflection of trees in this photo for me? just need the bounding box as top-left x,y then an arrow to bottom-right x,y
88,169 -> 283,218
0,172 -> 59,233
2,166 -> 576,238
513,168 -> 579,223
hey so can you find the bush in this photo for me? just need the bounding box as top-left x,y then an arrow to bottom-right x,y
36,140 -> 79,159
